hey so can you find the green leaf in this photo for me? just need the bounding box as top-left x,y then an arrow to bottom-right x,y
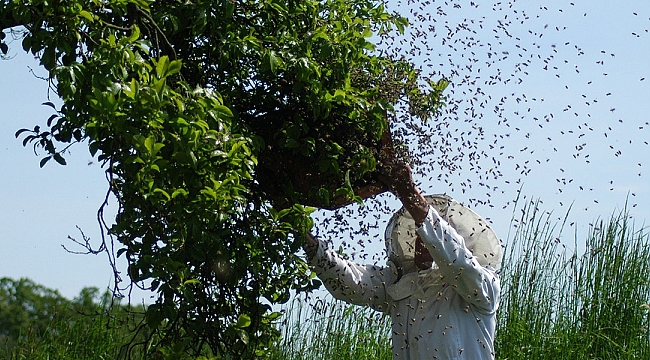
127,25 -> 141,43
265,311 -> 282,321
152,143 -> 165,156
277,208 -> 292,218
334,187 -> 349,197
145,304 -> 164,329
153,188 -> 171,201
200,187 -> 217,200
429,77 -> 450,93
262,50 -> 281,75
21,35 -> 31,53
88,141 -> 101,157
183,279 -> 200,286
144,136 -> 155,153
78,10 -> 94,22
150,279 -> 160,291
213,104 -> 233,118
153,78 -> 166,97
123,78 -> 137,99
235,314 -> 251,328
311,29 -> 330,42
332,89 -> 346,102
171,188 -> 189,199
156,55 -> 170,78
166,60 -> 182,76
317,187 -> 330,206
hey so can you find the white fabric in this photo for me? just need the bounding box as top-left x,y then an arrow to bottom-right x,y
385,194 -> 502,272
309,206 -> 500,360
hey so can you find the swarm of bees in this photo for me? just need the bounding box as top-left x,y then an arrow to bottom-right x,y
310,0 -> 650,267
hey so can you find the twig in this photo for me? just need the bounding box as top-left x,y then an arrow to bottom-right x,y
100,21 -> 134,32
137,7 -> 177,60
62,226 -> 105,254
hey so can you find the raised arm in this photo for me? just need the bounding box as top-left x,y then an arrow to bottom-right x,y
376,131 -> 428,225
377,132 -> 499,312
417,207 -> 500,312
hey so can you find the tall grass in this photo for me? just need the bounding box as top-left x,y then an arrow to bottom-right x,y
496,201 -> 650,359
3,314 -> 135,359
1,301 -> 148,360
268,298 -> 391,360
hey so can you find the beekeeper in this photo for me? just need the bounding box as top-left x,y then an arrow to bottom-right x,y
303,153 -> 502,359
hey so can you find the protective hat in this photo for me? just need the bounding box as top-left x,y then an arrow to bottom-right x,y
384,194 -> 503,274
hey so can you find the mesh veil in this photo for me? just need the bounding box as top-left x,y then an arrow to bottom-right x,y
384,194 -> 503,272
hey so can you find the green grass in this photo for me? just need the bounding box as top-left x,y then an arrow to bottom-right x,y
0,291 -> 149,360
3,200 -> 650,359
2,312 -> 144,360
268,298 -> 392,360
495,201 -> 650,359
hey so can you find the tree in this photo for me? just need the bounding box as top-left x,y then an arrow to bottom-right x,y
1,0 -> 446,357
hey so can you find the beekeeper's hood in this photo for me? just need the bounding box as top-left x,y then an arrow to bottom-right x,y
384,194 -> 503,276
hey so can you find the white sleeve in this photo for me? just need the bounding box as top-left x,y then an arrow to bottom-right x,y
308,240 -> 392,313
416,206 -> 500,313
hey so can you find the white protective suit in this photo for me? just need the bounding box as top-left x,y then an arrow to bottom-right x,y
309,195 -> 502,360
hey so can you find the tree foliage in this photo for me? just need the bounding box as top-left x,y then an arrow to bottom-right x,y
1,0 -> 445,357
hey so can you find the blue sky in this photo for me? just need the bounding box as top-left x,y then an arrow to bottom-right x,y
0,47 -> 147,301
1,0 -> 650,303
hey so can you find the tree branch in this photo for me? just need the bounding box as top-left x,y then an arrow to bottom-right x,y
137,7 -> 177,60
